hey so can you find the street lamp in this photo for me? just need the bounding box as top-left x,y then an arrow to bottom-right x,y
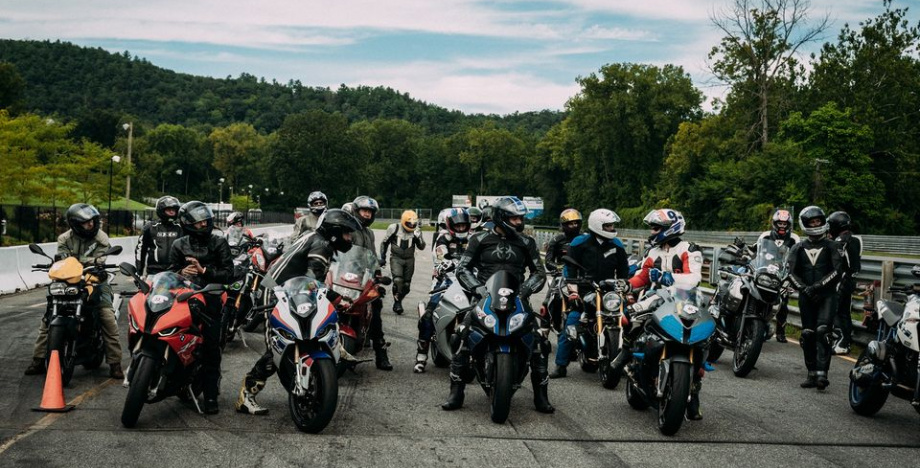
107,155 -> 121,234
122,122 -> 133,210
219,177 -> 225,204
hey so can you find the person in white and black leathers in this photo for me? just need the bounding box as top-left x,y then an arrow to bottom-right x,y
351,195 -> 393,371
828,211 -> 861,355
787,206 -> 844,391
136,195 -> 182,276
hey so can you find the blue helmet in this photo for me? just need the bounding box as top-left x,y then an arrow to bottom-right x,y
643,208 -> 685,246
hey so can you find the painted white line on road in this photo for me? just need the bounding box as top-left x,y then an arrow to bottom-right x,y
786,338 -> 858,364
0,379 -> 116,456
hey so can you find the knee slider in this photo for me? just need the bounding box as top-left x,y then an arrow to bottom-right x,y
800,329 -> 815,347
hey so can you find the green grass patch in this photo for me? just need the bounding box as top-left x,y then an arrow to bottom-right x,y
1,196 -> 151,211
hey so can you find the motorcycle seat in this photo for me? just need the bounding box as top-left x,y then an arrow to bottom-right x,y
878,300 -> 905,327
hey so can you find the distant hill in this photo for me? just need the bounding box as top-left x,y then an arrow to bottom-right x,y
0,39 -> 564,134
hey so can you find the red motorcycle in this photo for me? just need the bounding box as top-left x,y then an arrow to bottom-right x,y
326,246 -> 390,375
118,262 -> 224,428
221,234 -> 284,345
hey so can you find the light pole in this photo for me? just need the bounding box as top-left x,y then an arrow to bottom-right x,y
248,184 -> 253,210
219,178 -> 225,204
122,122 -> 133,210
108,155 -> 121,233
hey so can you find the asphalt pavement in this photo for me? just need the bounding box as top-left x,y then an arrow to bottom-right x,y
1,231 -> 919,467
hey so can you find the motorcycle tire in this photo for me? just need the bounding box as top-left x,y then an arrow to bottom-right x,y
732,319 -> 766,377
336,335 -> 358,377
83,330 -> 105,370
241,316 -> 263,333
707,340 -> 725,363
578,353 -> 598,373
122,355 -> 157,428
219,306 -> 235,350
599,331 -> 622,389
430,342 -> 450,368
626,380 -> 649,410
289,358 -> 338,433
490,353 -> 515,424
658,361 -> 691,436
47,326 -> 76,387
848,350 -> 890,416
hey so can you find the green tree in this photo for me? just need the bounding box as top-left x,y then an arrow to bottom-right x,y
0,62 -> 25,114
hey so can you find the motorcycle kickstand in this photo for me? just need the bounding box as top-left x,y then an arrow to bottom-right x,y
187,387 -> 204,414
238,329 -> 249,349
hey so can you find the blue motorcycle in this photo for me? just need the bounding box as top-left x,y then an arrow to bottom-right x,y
466,271 -> 538,424
624,286 -> 715,435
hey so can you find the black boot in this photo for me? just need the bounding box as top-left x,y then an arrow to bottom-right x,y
549,365 -> 567,379
800,371 -> 817,388
775,323 -> 787,343
533,382 -> 555,414
442,379 -> 465,410
816,371 -> 829,391
393,299 -> 404,315
375,346 -> 393,371
686,382 -> 702,420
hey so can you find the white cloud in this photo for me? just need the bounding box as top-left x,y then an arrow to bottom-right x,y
580,25 -> 657,41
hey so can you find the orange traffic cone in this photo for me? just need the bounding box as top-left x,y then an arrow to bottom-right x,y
32,350 -> 74,412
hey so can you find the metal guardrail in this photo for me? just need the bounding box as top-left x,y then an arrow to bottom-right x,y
532,228 -> 920,346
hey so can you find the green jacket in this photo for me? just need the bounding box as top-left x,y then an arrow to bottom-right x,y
57,230 -> 112,265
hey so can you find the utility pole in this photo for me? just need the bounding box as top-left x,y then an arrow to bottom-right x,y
813,158 -> 829,203
123,122 -> 133,209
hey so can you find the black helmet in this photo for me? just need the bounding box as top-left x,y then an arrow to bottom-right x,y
446,208 -> 471,239
155,196 -> 181,222
316,208 -> 361,253
352,195 -> 378,227
66,203 -> 101,239
492,196 -> 528,238
226,211 -> 245,226
771,209 -> 793,239
178,201 -> 215,240
467,207 -> 483,230
827,211 -> 851,237
308,191 -> 328,216
798,206 -> 828,238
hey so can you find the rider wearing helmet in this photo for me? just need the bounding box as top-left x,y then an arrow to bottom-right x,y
756,209 -> 799,343
414,208 -> 470,373
167,201 -> 234,414
549,209 -> 629,379
136,195 -> 182,277
236,208 -> 362,415
292,191 -> 328,241
432,208 -> 452,248
442,197 -> 554,414
545,209 -> 583,270
351,195 -> 393,371
25,204 -> 124,379
787,206 -> 844,391
828,211 -> 861,355
381,210 -> 426,314
225,211 -> 255,255
467,207 -> 485,233
622,208 -> 705,419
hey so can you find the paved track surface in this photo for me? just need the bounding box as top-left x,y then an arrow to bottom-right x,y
1,232 -> 919,467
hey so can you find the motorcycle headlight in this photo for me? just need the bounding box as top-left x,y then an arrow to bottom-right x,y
481,314 -> 497,329
158,327 -> 180,337
129,314 -> 139,331
755,273 -> 780,290
277,328 -> 296,341
603,292 -> 622,312
49,282 -> 67,296
508,312 -> 527,332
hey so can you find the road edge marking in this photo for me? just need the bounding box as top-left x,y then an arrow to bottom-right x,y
785,337 -> 857,363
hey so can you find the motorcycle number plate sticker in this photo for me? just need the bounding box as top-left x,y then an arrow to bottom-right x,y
766,264 -> 780,274
454,293 -> 464,303
343,273 -> 359,282
297,303 -> 312,314
151,295 -> 170,304
498,288 -> 513,297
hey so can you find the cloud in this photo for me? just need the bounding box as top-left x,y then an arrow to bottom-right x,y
580,25 -> 658,41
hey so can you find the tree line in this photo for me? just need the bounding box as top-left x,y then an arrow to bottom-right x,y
0,0 -> 917,234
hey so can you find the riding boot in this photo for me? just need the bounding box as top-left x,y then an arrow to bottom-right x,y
374,342 -> 393,371
686,381 -> 703,420
816,371 -> 829,391
775,322 -> 787,343
393,298 -> 404,315
548,365 -> 567,379
532,373 -> 555,413
414,340 -> 429,373
442,376 -> 465,410
800,371 -> 817,388
235,376 -> 269,415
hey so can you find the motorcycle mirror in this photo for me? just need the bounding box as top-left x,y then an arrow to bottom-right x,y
137,281 -> 151,294
119,262 -> 138,276
28,243 -> 52,259
561,255 -> 587,272
377,276 -> 393,286
177,291 -> 195,302
202,283 -> 225,295
911,265 -> 920,278
105,245 -> 123,256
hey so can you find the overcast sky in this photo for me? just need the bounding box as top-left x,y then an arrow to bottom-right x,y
0,0 -> 894,114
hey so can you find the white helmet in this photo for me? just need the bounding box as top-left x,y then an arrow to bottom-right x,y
588,209 -> 621,239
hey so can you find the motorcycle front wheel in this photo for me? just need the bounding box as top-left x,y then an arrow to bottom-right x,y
732,319 -> 766,377
658,361 -> 691,436
430,341 -> 451,368
599,329 -> 622,389
848,350 -> 889,416
47,326 -> 76,387
490,352 -> 515,424
289,358 -> 338,433
83,328 -> 105,370
707,340 -> 725,363
122,355 -> 157,428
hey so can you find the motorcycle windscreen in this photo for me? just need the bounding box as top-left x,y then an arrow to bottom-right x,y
752,237 -> 789,277
330,245 -> 378,300
484,270 -> 520,313
282,276 -> 323,319
146,272 -> 190,313
225,226 -> 247,247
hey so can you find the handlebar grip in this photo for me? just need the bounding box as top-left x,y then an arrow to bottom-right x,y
32,264 -> 51,269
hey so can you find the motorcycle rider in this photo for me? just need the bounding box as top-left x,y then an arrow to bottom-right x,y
468,207 -> 485,233
236,208 -> 361,415
828,211 -> 861,355
136,196 -> 182,277
167,201 -> 234,414
787,206 -> 844,391
351,195 -> 393,371
380,210 -> 426,314
292,191 -> 327,241
225,211 -> 255,254
25,204 -> 124,379
618,209 -> 705,419
542,208 -> 582,337
755,209 -> 799,343
550,209 -> 629,378
441,196 -> 554,414
414,208 -> 470,373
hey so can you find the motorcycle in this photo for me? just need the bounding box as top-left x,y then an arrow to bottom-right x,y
419,260 -> 471,368
29,243 -> 122,386
118,263 -> 223,428
849,265 -> 920,417
708,237 -> 790,377
262,275 -> 341,432
327,245 -> 391,375
560,255 -> 627,389
220,234 -> 284,347
466,270 -> 541,424
540,264 -> 568,333
623,286 -> 715,435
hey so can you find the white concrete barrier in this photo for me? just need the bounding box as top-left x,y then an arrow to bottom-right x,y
16,241 -> 58,290
0,246 -> 26,294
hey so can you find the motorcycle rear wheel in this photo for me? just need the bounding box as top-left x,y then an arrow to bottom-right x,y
289,358 -> 338,433
83,329 -> 105,370
732,319 -> 766,377
848,350 -> 890,416
658,361 -> 691,436
122,355 -> 156,428
47,326 -> 76,387
490,353 -> 515,424
430,342 -> 450,368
